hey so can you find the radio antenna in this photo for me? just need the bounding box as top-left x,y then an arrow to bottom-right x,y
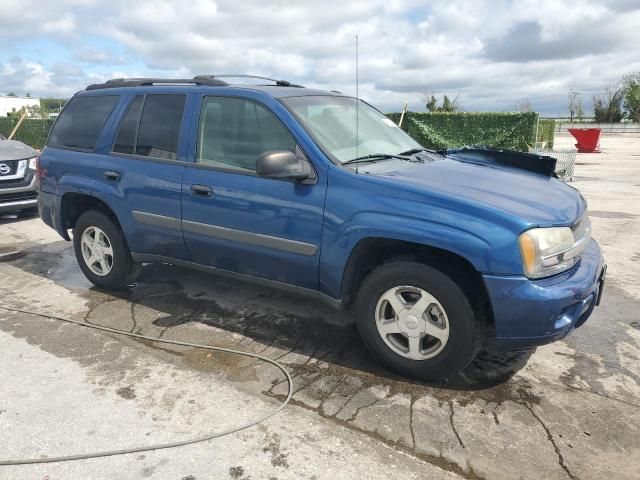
355,34 -> 359,174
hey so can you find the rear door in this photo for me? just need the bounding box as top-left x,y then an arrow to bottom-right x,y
180,95 -> 326,290
93,92 -> 189,259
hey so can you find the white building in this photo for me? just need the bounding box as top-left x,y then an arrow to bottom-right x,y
0,95 -> 40,117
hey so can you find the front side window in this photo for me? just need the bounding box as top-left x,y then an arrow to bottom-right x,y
197,97 -> 296,172
113,94 -> 185,160
48,95 -> 119,150
282,95 -> 421,164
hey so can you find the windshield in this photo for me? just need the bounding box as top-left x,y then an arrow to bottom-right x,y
282,95 -> 422,164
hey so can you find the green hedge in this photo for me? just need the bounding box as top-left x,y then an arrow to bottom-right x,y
536,119 -> 555,149
2,111 -> 553,153
0,117 -> 55,149
387,112 -> 539,152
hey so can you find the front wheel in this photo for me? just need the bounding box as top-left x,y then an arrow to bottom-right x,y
355,261 -> 484,380
73,210 -> 140,289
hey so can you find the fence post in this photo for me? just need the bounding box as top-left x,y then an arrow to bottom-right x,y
8,111 -> 27,140
398,101 -> 408,128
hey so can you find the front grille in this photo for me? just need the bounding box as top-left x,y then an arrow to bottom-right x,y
0,160 -> 19,176
0,159 -> 27,183
0,191 -> 37,203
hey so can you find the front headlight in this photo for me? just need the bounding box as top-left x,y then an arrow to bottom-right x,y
518,224 -> 588,279
28,156 -> 37,170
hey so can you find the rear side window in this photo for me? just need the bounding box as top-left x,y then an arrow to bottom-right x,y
48,95 -> 119,150
113,94 -> 185,161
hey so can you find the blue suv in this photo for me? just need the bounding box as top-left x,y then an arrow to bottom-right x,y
37,75 -> 606,379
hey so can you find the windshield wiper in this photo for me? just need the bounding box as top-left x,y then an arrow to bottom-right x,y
342,153 -> 422,166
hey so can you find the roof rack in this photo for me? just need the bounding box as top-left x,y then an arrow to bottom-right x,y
86,75 -> 303,90
194,74 -> 303,88
86,77 -> 229,90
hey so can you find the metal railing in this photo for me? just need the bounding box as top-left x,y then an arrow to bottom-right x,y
553,122 -> 640,133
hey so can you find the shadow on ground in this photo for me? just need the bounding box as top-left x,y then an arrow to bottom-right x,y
8,241 -> 534,394
0,210 -> 39,224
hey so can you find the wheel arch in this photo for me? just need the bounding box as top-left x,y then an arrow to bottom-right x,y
340,237 -> 494,327
60,192 -> 124,240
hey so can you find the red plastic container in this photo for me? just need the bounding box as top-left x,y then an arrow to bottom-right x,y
568,128 -> 601,153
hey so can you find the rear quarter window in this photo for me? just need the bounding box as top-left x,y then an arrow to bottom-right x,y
48,95 -> 119,150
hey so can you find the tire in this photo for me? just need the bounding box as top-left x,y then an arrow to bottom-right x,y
72,210 -> 140,289
355,261 -> 484,380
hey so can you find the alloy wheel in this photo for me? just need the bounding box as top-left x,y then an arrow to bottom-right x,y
80,226 -> 114,277
374,285 -> 450,360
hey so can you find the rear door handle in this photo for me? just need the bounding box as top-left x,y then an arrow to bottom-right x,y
190,184 -> 213,197
103,171 -> 121,181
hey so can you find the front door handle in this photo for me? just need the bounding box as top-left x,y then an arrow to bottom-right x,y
103,171 -> 121,181
190,184 -> 213,197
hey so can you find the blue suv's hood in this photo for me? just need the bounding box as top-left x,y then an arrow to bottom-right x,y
358,157 -> 585,226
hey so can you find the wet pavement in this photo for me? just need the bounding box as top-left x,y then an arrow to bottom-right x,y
1,132 -> 639,479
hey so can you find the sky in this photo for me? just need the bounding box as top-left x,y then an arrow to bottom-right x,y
1,0 -> 639,115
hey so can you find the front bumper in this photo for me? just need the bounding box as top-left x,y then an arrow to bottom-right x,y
0,171 -> 38,213
483,239 -> 605,349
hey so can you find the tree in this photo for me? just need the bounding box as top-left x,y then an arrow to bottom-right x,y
7,106 -> 29,118
426,95 -> 437,112
441,95 -> 454,112
517,99 -> 533,113
20,97 -> 70,118
6,92 -> 16,97
425,94 -> 461,112
40,97 -> 67,114
593,84 -> 624,123
576,101 -> 585,121
624,84 -> 640,122
568,87 -> 583,122
622,72 -> 640,122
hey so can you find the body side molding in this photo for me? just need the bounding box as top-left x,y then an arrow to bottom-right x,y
182,219 -> 318,256
131,212 -> 318,256
132,210 -> 181,230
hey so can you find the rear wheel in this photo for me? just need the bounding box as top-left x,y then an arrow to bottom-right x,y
355,261 -> 484,380
73,210 -> 140,289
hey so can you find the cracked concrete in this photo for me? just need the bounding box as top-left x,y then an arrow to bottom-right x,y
0,132 -> 639,479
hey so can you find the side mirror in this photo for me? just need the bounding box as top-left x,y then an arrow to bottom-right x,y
256,149 -> 316,183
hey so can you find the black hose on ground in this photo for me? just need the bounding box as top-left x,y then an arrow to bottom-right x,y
0,305 -> 294,466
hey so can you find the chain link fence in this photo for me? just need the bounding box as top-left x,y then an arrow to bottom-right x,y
529,148 -> 576,182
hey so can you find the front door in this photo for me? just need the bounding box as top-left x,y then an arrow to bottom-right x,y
181,95 -> 325,289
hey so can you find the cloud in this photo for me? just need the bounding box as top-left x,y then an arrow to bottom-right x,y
0,0 -> 639,114
0,57 -> 101,98
73,48 -> 126,65
0,58 -> 53,96
484,21 -> 615,62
